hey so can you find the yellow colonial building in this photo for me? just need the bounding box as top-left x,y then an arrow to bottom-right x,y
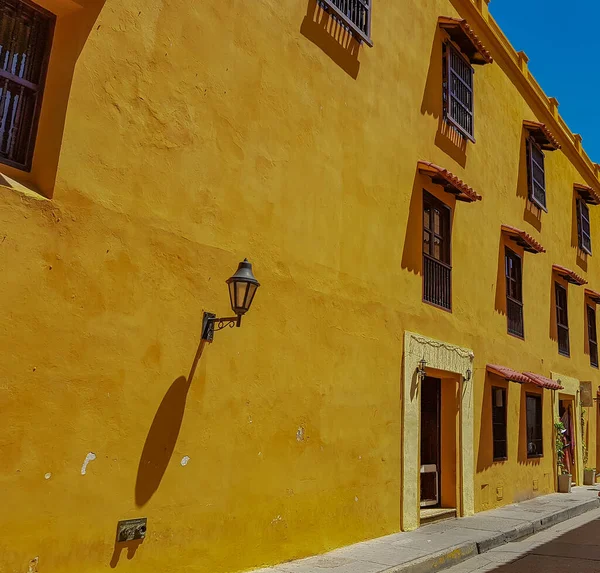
2,0 -> 600,571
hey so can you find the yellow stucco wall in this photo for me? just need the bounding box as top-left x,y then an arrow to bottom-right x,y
2,0 -> 600,572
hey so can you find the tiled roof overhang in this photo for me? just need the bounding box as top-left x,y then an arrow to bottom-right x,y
523,372 -> 564,391
501,225 -> 545,254
585,288 -> 600,304
487,364 -> 531,384
418,161 -> 482,203
438,16 -> 493,65
523,120 -> 561,151
552,265 -> 587,286
487,365 -> 564,390
574,183 -> 600,206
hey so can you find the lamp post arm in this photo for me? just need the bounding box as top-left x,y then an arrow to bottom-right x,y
201,312 -> 242,342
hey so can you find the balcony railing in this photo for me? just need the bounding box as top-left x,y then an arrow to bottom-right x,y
558,325 -> 570,356
591,340 -> 598,368
507,297 -> 524,338
318,0 -> 373,46
424,254 -> 451,310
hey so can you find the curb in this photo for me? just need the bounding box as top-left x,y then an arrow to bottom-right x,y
388,497 -> 600,573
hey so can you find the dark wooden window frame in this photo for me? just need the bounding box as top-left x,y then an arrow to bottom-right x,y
422,190 -> 452,311
0,0 -> 55,171
588,303 -> 598,368
577,197 -> 592,255
443,40 -> 475,143
555,282 -> 570,357
527,136 -> 547,212
492,386 -> 508,461
505,247 -> 524,339
526,393 -> 543,459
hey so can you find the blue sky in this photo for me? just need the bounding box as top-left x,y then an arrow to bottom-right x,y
490,1 -> 600,163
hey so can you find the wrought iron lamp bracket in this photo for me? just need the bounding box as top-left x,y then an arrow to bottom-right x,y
201,312 -> 242,342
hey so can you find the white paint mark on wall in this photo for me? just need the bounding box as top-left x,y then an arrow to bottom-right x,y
296,427 -> 305,442
181,456 -> 190,466
81,452 -> 97,475
271,515 -> 282,524
44,473 -> 52,480
27,557 -> 39,573
355,496 -> 359,502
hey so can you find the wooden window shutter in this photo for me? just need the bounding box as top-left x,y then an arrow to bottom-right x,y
527,137 -> 547,211
577,198 -> 592,255
445,43 -> 475,142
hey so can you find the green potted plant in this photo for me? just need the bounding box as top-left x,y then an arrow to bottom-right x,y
555,420 -> 571,493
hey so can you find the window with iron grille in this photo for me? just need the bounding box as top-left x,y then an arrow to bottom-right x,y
505,247 -> 524,338
555,282 -> 570,357
443,42 -> 474,142
526,393 -> 543,458
527,137 -> 547,211
577,198 -> 592,255
492,387 -> 507,460
588,304 -> 598,368
423,191 -> 451,310
318,0 -> 372,46
0,0 -> 54,170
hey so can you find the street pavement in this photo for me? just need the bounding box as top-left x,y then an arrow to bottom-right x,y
443,507 -> 600,573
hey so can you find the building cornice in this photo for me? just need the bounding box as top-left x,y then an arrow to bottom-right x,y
456,0 -> 600,192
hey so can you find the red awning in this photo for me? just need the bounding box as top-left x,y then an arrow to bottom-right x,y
585,288 -> 600,304
486,364 -> 531,385
418,161 -> 482,203
523,372 -> 564,391
438,17 -> 493,65
523,120 -> 561,151
575,183 -> 600,206
501,225 -> 545,254
553,264 -> 587,286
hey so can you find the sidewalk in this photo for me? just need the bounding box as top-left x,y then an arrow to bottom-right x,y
252,486 -> 600,573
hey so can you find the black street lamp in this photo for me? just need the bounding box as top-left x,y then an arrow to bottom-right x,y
201,259 -> 260,342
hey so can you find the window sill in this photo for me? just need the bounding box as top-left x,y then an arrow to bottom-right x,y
0,175 -> 48,202
423,299 -> 452,314
558,350 -> 571,358
493,457 -> 508,463
527,454 -> 543,459
508,331 -> 525,341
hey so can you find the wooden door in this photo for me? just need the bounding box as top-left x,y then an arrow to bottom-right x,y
420,377 -> 441,507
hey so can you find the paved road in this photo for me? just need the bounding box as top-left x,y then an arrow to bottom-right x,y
444,507 -> 600,573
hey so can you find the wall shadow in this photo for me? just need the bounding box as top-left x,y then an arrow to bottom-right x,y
110,539 -> 142,568
549,277 -> 558,343
584,302 -> 590,357
134,339 -> 206,507
494,235 -> 507,316
300,0 -> 361,79
420,24 -> 467,167
476,374 -> 494,472
401,170 -> 425,276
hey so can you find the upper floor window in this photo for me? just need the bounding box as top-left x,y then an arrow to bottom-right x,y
588,304 -> 598,368
526,393 -> 543,458
318,0 -> 372,46
577,198 -> 592,255
443,42 -> 474,142
423,191 -> 451,310
492,387 -> 507,461
505,247 -> 523,338
555,282 -> 570,357
0,0 -> 54,171
527,137 -> 546,211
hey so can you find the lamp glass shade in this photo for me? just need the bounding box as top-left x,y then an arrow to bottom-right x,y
226,259 -> 260,316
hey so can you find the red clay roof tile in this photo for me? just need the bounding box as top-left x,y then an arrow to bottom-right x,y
438,16 -> 493,65
418,161 -> 482,203
523,372 -> 564,391
575,183 -> 600,206
552,264 -> 587,286
523,120 -> 561,151
501,225 -> 546,254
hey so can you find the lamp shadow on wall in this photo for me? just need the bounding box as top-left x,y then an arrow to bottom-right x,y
420,26 -> 467,169
110,539 -> 143,569
494,235 -> 507,316
134,339 -> 206,507
401,170 -> 424,276
300,0 -> 361,79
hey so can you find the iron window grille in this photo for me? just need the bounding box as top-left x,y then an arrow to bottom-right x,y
492,387 -> 507,461
423,191 -> 452,310
577,198 -> 592,255
526,393 -> 543,458
505,247 -> 524,338
555,282 -> 570,357
443,42 -> 474,142
527,137 -> 547,211
317,0 -> 372,46
588,304 -> 598,368
0,0 -> 54,171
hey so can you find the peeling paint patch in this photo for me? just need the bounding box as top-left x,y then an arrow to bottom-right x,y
81,452 -> 97,475
296,427 -> 305,442
27,557 -> 39,573
44,473 -> 52,480
181,456 -> 190,466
